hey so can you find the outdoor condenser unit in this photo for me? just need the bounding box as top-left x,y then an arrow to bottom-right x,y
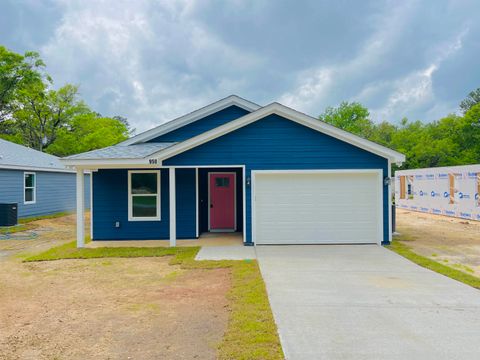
0,203 -> 18,227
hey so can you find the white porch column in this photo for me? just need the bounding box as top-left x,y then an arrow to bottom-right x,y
169,167 -> 176,247
388,160 -> 393,242
76,167 -> 85,248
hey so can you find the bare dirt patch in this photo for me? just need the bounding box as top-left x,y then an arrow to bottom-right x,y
1,214 -> 230,360
0,255 -> 230,360
0,213 -> 90,260
396,208 -> 480,276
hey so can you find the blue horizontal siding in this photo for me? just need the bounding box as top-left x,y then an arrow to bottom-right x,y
91,168 -> 196,240
92,169 -> 169,240
163,114 -> 390,244
148,105 -> 250,142
0,169 -> 90,218
175,168 -> 197,238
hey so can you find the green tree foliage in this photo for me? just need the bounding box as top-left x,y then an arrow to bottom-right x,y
0,46 -> 46,120
320,101 -> 374,138
320,99 -> 480,170
12,83 -> 90,151
459,88 -> 480,114
46,113 -> 129,156
0,46 -> 130,155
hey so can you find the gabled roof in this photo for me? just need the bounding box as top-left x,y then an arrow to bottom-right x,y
62,99 -> 405,167
0,138 -> 72,173
120,95 -> 261,146
151,102 -> 406,164
65,142 -> 176,160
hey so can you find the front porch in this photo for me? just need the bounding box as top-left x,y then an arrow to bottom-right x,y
74,165 -> 246,248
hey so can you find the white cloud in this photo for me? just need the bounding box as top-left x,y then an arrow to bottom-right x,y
279,2 -> 471,122
370,27 -> 469,122
279,1 -> 415,113
2,0 -> 476,132
40,0 -> 263,132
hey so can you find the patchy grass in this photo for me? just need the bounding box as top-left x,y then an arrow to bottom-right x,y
0,211 -> 74,235
386,240 -> 480,290
218,260 -> 283,360
24,241 -> 189,262
24,242 -> 284,360
18,211 -> 74,224
0,223 -> 33,235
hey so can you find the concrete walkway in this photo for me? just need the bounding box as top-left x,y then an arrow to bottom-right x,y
256,245 -> 480,360
195,245 -> 256,260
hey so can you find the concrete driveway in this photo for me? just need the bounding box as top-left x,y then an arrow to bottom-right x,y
256,245 -> 480,360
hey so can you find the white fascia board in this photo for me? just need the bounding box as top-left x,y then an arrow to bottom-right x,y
0,164 -> 75,173
151,102 -> 406,163
120,95 -> 261,146
60,157 -> 154,169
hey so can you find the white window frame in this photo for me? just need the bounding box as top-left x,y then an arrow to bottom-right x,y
128,170 -> 161,221
24,171 -> 36,205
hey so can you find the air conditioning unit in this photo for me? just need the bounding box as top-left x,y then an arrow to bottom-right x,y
0,203 -> 18,226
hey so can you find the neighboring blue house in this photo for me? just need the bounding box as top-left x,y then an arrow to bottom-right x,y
0,139 -> 90,219
64,96 -> 405,247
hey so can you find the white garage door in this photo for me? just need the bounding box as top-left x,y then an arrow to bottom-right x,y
253,171 -> 382,245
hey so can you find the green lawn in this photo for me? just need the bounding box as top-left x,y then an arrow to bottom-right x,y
24,242 -> 284,360
386,240 -> 480,290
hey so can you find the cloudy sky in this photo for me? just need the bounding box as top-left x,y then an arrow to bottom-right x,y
1,0 -> 479,133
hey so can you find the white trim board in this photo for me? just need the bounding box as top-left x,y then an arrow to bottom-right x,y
152,102 -> 405,164
90,172 -> 94,240
0,164 -> 75,173
62,158 -> 153,168
388,159 -> 392,243
251,169 -> 384,246
120,95 -> 261,146
195,168 -> 199,238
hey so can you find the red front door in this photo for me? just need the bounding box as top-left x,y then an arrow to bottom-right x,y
209,173 -> 236,231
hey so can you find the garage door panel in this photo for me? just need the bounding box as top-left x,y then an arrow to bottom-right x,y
253,172 -> 381,244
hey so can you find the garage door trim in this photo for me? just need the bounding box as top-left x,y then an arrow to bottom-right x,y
251,169 -> 384,245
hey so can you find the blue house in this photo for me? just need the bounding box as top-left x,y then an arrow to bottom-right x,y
64,96 -> 404,247
0,139 -> 90,219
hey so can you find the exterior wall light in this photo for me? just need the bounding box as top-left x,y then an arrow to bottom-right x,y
246,177 -> 251,187
384,177 -> 392,186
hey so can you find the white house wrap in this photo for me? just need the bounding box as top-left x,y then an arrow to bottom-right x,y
395,164 -> 480,221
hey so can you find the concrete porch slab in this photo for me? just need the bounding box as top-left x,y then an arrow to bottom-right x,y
86,232 -> 244,248
195,245 -> 256,260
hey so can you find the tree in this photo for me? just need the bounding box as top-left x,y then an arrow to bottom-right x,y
458,103 -> 480,162
12,83 -> 89,151
113,115 -> 134,134
46,113 -> 129,156
0,46 -> 46,120
459,88 -> 480,114
319,101 -> 374,138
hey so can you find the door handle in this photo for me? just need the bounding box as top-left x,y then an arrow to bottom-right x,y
210,204 -> 213,208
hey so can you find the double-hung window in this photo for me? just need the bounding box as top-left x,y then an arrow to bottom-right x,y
24,172 -> 36,204
128,170 -> 161,221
